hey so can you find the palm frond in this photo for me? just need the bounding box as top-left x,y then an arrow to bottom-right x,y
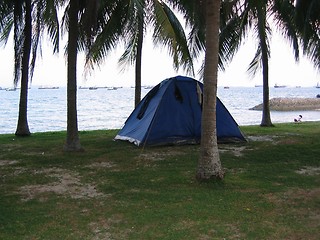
247,46 -> 262,78
295,0 -> 320,70
0,14 -> 14,45
117,0 -> 145,72
118,29 -> 140,71
85,0 -> 132,71
272,0 -> 299,61
151,0 -> 194,75
42,0 -> 60,54
13,0 -> 24,86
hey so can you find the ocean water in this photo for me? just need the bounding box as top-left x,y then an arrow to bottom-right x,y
1,86 -> 319,134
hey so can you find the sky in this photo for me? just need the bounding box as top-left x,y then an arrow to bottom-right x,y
0,30 -> 319,89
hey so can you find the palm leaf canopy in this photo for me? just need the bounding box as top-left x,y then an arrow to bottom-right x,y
295,0 -> 320,70
85,0 -> 194,76
0,0 -> 60,86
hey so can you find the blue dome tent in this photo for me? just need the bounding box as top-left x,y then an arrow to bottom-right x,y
115,76 -> 246,146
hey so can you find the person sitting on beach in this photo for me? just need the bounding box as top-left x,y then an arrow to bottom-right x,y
294,115 -> 302,123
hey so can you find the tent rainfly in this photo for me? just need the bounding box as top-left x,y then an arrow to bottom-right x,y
115,76 -> 246,146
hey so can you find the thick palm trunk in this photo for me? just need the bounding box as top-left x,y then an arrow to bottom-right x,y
257,8 -> 273,127
196,0 -> 224,181
15,0 -> 31,136
260,53 -> 273,127
134,16 -> 143,107
64,0 -> 82,151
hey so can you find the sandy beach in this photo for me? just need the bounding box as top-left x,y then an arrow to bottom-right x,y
250,97 -> 320,111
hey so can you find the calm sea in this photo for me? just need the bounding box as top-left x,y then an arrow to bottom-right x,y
1,86 -> 319,134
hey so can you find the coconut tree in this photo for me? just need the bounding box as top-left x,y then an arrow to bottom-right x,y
86,0 -> 194,107
168,0 -> 224,179
62,0 -> 103,151
16,0 -> 32,136
195,0 -> 224,180
0,0 -> 60,136
218,0 -> 301,127
0,0 -> 33,136
176,0 -> 302,127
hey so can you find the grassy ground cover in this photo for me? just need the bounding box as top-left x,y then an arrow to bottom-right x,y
0,122 -> 319,239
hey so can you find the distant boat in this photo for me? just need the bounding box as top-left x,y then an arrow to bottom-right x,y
5,88 -> 16,91
316,82 -> 320,88
143,85 -> 154,90
223,86 -> 230,89
255,85 -> 263,87
38,86 -> 59,89
274,84 -> 286,88
89,87 -> 98,90
107,87 -> 119,90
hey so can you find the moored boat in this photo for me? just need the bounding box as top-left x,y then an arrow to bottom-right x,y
274,84 -> 286,88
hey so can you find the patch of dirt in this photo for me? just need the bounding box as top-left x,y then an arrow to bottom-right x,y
277,139 -> 300,145
219,146 -> 247,157
264,188 -> 320,233
0,160 -> 19,166
89,220 -> 112,240
86,161 -> 116,169
295,166 -> 320,176
247,135 -> 276,142
90,215 -> 131,240
137,149 -> 185,162
265,188 -> 320,205
19,167 -> 106,201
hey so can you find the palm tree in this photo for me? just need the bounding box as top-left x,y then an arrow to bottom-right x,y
16,0 -> 32,136
63,0 -> 82,151
86,0 -> 194,107
217,0 -> 300,127
195,0 -> 224,181
0,0 -> 60,136
62,0 -> 101,151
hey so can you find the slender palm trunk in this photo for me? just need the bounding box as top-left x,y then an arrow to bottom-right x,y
15,0 -> 31,136
64,0 -> 82,151
196,0 -> 224,181
135,15 -> 144,107
257,8 -> 273,127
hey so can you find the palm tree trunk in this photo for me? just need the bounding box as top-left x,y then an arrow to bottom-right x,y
64,0 -> 82,151
257,8 -> 273,127
196,0 -> 224,181
15,0 -> 31,136
134,15 -> 144,107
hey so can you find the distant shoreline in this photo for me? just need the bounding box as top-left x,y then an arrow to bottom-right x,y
250,97 -> 320,111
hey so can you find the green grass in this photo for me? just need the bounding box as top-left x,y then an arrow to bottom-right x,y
0,122 -> 319,239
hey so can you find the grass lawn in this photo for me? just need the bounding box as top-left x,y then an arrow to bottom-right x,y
0,122 -> 319,239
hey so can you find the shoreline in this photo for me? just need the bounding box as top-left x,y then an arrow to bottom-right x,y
1,121 -> 320,136
250,97 -> 320,111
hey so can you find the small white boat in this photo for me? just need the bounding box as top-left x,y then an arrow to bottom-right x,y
107,87 -> 118,90
274,84 -> 286,88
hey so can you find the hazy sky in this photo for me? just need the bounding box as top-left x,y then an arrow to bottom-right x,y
0,30 -> 319,88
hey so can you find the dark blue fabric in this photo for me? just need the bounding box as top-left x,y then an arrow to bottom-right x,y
115,76 -> 246,146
